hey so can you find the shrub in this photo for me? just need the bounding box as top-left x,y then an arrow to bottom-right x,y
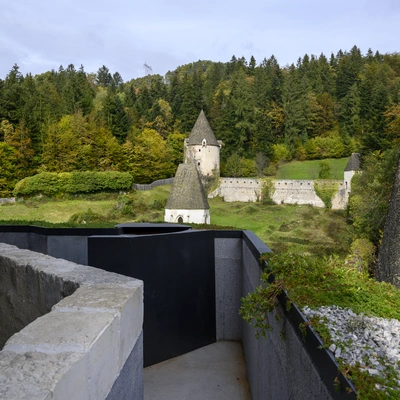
111,193 -> 149,218
347,149 -> 399,245
68,208 -> 108,224
263,162 -> 278,176
241,158 -> 257,177
305,132 -> 346,159
14,171 -> 133,197
345,239 -> 376,274
271,143 -> 292,163
261,178 -> 276,204
222,154 -> 257,177
318,160 -> 332,179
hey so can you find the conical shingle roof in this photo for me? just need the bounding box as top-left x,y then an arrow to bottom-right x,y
344,153 -> 361,171
187,110 -> 219,146
165,163 -> 209,209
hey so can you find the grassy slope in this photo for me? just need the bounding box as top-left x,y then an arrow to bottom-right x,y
276,157 -> 349,179
0,187 -> 172,224
0,184 -> 352,257
209,197 -> 351,256
0,159 -> 352,255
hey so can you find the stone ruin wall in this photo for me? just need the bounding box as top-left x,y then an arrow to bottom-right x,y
209,178 -> 349,210
209,178 -> 262,202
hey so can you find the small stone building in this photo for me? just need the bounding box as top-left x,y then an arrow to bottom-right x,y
344,153 -> 361,192
164,163 -> 210,224
184,110 -> 221,180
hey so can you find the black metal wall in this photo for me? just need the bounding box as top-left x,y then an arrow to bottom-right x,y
88,230 -> 216,366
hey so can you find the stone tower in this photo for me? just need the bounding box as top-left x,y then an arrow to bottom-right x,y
184,110 -> 221,182
164,163 -> 210,225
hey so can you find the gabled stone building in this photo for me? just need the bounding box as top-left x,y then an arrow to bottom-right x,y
184,110 -> 221,182
164,163 -> 210,224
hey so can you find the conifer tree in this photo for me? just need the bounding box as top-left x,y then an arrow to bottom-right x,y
104,92 -> 131,144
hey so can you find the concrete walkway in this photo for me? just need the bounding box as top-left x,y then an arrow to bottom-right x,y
144,341 -> 251,400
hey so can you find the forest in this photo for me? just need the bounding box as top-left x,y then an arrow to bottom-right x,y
1,45 -> 400,197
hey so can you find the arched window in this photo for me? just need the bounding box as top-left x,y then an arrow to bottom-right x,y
202,138 -> 207,147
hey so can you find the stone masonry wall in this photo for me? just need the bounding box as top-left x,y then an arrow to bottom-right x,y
209,178 -> 349,209
0,243 -> 144,400
209,178 -> 262,202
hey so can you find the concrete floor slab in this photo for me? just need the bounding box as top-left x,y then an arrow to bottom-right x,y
144,341 -> 251,400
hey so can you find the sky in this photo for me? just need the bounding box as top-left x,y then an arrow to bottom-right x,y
1,0 -> 399,81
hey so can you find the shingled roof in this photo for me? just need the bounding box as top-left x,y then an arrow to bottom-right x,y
165,163 -> 209,210
344,153 -> 361,171
187,110 -> 219,146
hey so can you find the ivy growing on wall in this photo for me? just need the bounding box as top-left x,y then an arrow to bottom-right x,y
261,178 -> 276,204
314,180 -> 339,208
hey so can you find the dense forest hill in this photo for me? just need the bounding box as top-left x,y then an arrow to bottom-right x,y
1,45 -> 400,197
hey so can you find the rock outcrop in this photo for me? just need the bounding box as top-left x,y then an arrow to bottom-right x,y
377,153 -> 400,287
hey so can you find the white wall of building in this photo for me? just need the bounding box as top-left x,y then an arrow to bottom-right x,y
185,144 -> 220,177
164,208 -> 210,224
344,170 -> 357,192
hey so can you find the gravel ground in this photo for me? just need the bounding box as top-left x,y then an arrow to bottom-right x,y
302,305 -> 400,392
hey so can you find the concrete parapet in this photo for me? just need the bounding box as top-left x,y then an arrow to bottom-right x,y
0,243 -> 144,400
238,232 -> 356,399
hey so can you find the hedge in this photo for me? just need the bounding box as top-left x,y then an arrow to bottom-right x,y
14,171 -> 133,197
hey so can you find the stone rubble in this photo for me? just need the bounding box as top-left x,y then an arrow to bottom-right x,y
302,305 -> 400,390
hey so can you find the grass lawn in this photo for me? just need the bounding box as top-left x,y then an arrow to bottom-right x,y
0,198 -> 116,224
276,157 -> 350,179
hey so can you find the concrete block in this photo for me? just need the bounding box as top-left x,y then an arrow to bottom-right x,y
0,350 -> 87,400
4,311 -> 120,400
53,283 -> 144,369
4,310 -> 118,355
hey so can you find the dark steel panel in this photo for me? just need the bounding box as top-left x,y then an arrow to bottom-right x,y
88,230 -> 216,366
